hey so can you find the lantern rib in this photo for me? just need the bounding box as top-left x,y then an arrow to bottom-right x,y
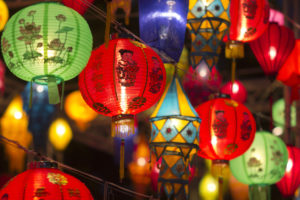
43,3 -> 49,75
262,133 -> 268,183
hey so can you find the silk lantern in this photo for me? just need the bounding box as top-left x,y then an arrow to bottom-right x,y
139,0 -> 188,62
62,0 -> 94,15
230,131 -> 288,200
0,161 -> 94,199
0,60 -> 5,95
276,146 -> 300,197
198,173 -> 218,200
221,80 -> 247,103
65,90 -> 97,131
277,40 -> 300,87
272,98 -> 296,127
250,22 -> 295,77
187,0 -> 230,71
0,96 -> 32,173
269,8 -> 284,25
111,0 -> 132,25
0,0 -> 9,32
22,83 -> 55,155
49,118 -> 73,151
150,75 -> 200,199
1,2 -> 93,105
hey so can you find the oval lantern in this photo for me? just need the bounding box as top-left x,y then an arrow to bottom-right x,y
272,98 -> 296,127
65,90 -> 97,131
0,0 -> 9,32
230,131 -> 288,200
49,118 -> 73,151
249,22 -> 295,77
1,2 -> 93,104
220,80 -> 247,103
62,0 -> 94,15
276,146 -> 300,197
0,161 -> 94,199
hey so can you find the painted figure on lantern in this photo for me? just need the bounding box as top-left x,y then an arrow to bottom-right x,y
149,57 -> 164,94
213,110 -> 228,139
243,0 -> 258,19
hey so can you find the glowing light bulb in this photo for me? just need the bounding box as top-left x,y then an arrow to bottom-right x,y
286,158 -> 293,173
207,182 -> 217,192
14,111 -> 22,119
36,85 -> 44,93
269,46 -> 277,60
232,82 -> 239,93
137,157 -> 146,167
211,136 -> 217,146
272,126 -> 283,136
56,124 -> 66,136
199,68 -> 208,78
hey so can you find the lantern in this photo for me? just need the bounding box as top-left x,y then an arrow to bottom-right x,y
22,83 -> 55,154
229,175 -> 249,200
49,118 -> 73,151
187,0 -> 230,70
139,0 -> 188,62
0,161 -> 94,199
111,0 -> 132,25
65,90 -> 97,131
198,173 -> 218,200
277,40 -> 300,87
150,75 -> 200,199
249,22 -> 295,77
0,96 -> 32,173
272,98 -> 296,127
0,60 -> 5,95
276,146 -> 300,197
269,8 -> 284,25
62,0 -> 94,15
1,2 -> 93,104
230,131 -> 288,200
220,80 -> 247,103
0,0 -> 8,32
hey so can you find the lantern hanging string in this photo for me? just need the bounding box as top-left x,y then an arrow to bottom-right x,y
0,134 -> 155,200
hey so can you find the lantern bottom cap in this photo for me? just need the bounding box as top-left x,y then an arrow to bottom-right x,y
112,114 -> 135,138
32,75 -> 63,85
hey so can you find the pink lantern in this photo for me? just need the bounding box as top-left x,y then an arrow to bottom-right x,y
269,8 -> 284,25
0,60 -> 5,95
220,80 -> 247,103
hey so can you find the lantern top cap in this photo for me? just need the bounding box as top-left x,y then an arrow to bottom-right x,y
28,161 -> 58,170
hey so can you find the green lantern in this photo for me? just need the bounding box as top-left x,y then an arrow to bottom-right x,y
272,98 -> 296,127
230,131 -> 288,200
1,2 -> 92,104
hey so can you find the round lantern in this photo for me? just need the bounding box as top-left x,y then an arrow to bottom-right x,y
198,173 -> 218,200
0,0 -> 9,32
65,90 -> 97,131
49,118 -> 72,151
220,80 -> 247,103
249,22 -> 295,77
272,98 -> 296,127
276,146 -> 300,197
62,0 -> 94,15
79,38 -> 166,138
1,2 -> 93,104
277,40 -> 300,87
0,161 -> 94,199
230,131 -> 288,200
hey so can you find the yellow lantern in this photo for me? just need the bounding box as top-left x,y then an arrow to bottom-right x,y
199,173 -> 218,200
0,0 -> 9,31
64,90 -> 97,131
49,118 -> 72,151
1,96 -> 32,173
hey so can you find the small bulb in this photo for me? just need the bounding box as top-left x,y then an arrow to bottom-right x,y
14,111 -> 22,119
36,85 -> 44,93
273,126 -> 283,136
232,83 -> 239,93
56,124 -> 66,136
199,68 -> 208,78
137,157 -> 146,167
286,158 -> 293,173
207,183 -> 217,192
269,46 -> 277,60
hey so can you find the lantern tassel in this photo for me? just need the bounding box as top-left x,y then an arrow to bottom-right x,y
120,139 -> 125,182
249,185 -> 270,200
48,76 -> 60,105
218,177 -> 223,200
105,0 -> 112,48
29,80 -> 33,109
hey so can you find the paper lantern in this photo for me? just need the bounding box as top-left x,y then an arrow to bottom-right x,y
249,22 -> 295,77
187,0 -> 230,70
62,0 -> 94,15
139,0 -> 188,62
111,0 -> 132,25
269,8 -> 284,25
229,175 -> 249,200
0,96 -> 32,173
79,38 -> 166,138
272,98 -> 296,127
22,83 -> 55,154
1,2 -> 93,104
0,161 -> 94,199
49,118 -> 72,151
220,80 -> 247,103
230,131 -> 288,200
150,75 -> 200,199
198,173 -> 218,200
65,90 -> 97,131
0,60 -> 5,94
276,146 -> 300,197
277,40 -> 300,87
0,0 -> 9,32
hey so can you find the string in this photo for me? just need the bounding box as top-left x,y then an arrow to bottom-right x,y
0,134 -> 153,199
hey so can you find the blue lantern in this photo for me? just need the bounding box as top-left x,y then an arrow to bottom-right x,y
139,0 -> 189,62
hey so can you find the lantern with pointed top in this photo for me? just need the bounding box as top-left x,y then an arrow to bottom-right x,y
150,75 -> 200,200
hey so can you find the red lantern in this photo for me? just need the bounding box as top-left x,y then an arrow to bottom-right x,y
250,22 -> 295,77
276,146 -> 300,197
229,0 -> 270,43
62,0 -> 94,15
220,80 -> 247,103
0,161 -> 94,199
196,97 -> 256,161
277,39 -> 300,87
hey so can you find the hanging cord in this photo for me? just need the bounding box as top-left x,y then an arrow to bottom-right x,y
218,177 -> 223,200
0,134 -> 153,199
105,0 -> 112,47
231,58 -> 236,83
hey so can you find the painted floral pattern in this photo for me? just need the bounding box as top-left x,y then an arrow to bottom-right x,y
240,112 -> 252,140
128,96 -> 146,109
212,110 -> 228,138
47,173 -> 68,185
